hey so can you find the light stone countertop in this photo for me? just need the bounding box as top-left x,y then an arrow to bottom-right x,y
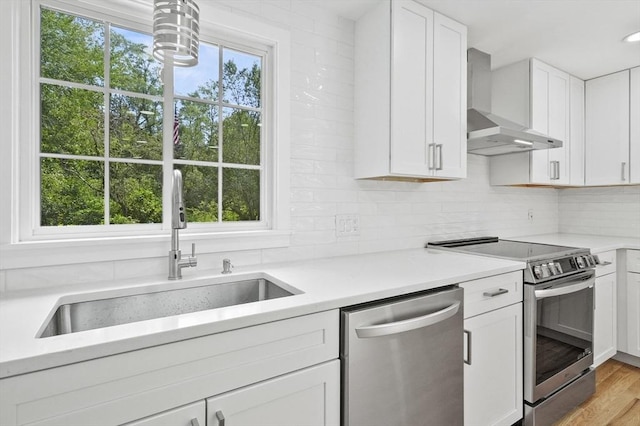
514,233 -> 640,254
0,248 -> 524,379
2,233 -> 637,379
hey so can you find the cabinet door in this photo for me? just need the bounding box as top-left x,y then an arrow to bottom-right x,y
433,12 -> 467,179
123,402 -> 205,426
390,0 -> 433,176
569,76 -> 585,186
530,59 -> 570,185
464,303 -> 523,426
206,361 -> 339,426
585,70 -> 630,185
594,273 -> 617,367
627,272 -> 640,357
630,67 -> 640,183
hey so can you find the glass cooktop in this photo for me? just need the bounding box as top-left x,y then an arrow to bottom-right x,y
428,237 -> 588,262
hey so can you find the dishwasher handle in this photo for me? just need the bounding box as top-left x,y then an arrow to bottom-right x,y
355,301 -> 461,339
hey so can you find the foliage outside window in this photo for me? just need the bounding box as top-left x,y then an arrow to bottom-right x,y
39,6 -> 265,229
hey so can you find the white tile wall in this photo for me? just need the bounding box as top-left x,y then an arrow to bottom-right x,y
5,0 -> 635,292
559,186 -> 640,238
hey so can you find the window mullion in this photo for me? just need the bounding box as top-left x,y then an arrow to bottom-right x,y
103,21 -> 111,225
217,47 -> 224,224
162,59 -> 175,230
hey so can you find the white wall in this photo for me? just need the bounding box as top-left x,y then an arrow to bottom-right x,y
558,186 -> 640,238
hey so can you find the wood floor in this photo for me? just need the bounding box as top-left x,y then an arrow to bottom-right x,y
555,359 -> 640,426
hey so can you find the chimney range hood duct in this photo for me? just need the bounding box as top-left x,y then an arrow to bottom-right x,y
466,48 -> 562,156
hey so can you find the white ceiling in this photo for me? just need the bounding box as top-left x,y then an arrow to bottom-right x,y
314,0 -> 640,80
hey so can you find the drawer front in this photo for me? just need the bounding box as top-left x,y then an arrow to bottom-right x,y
460,271 -> 523,319
595,250 -> 616,277
123,401 -> 205,426
627,250 -> 640,273
0,310 -> 339,426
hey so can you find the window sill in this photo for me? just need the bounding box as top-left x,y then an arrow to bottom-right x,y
0,230 -> 292,270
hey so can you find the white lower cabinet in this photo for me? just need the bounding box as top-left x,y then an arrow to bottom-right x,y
0,311 -> 339,426
593,250 -> 617,367
207,361 -> 339,426
625,250 -> 640,357
594,273 -> 617,366
461,272 -> 523,426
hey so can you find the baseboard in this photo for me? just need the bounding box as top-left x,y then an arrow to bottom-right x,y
613,351 -> 640,368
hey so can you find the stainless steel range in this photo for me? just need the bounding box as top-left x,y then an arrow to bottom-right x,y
428,237 -> 599,426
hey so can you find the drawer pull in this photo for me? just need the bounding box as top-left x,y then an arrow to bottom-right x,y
215,411 -> 225,426
190,419 -> 200,426
597,261 -> 613,267
483,288 -> 509,298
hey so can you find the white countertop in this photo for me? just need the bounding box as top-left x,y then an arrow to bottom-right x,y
2,233 -> 637,379
0,248 -> 524,379
514,233 -> 640,254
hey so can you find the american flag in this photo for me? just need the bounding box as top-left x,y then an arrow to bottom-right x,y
173,107 -> 180,146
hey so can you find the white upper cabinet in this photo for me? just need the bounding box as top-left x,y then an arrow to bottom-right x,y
630,67 -> 640,184
569,76 -> 586,185
585,69 -> 630,185
530,59 -> 571,185
490,59 -> 582,186
354,0 -> 467,181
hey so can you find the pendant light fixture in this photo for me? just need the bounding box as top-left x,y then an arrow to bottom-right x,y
152,0 -> 200,67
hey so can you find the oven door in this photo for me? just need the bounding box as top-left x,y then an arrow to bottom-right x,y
524,270 -> 595,403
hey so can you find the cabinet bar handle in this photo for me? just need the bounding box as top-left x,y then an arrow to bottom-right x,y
483,288 -> 509,297
464,329 -> 472,365
550,161 -> 560,180
622,162 -> 627,181
190,419 -> 200,426
215,411 -> 225,426
428,143 -> 436,170
436,144 -> 443,170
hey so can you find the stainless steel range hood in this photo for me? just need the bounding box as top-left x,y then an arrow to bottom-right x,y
467,48 -> 562,156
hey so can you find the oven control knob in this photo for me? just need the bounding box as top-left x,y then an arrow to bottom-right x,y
541,263 -> 551,278
533,265 -> 543,279
576,256 -> 585,268
593,255 -> 601,265
554,262 -> 563,274
547,263 -> 558,275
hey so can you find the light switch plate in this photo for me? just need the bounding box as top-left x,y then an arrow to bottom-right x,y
335,214 -> 360,237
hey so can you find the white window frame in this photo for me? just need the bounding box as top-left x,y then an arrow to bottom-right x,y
0,0 -> 291,269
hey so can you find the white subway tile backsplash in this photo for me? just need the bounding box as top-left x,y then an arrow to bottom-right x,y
5,262 -> 115,292
559,186 -> 640,238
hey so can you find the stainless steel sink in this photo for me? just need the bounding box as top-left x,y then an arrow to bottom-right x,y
39,276 -> 298,337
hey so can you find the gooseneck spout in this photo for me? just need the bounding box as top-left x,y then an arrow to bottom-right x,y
172,169 -> 187,231
168,169 -> 197,279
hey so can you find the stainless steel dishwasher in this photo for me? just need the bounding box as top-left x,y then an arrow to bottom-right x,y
341,286 -> 464,426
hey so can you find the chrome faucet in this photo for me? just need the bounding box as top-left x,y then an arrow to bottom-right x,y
168,169 -> 197,280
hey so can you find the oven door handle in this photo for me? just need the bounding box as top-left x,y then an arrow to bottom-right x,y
534,274 -> 595,299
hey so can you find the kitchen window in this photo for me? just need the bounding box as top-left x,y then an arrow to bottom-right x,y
39,4 -> 266,232
0,0 -> 291,267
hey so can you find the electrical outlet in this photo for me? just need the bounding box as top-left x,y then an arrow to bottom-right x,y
528,209 -> 534,221
336,214 -> 360,237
